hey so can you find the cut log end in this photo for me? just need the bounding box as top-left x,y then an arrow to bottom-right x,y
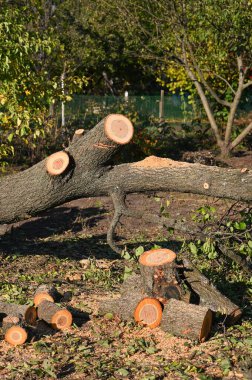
227,307 -> 242,325
199,309 -> 213,342
134,298 -> 163,329
51,309 -> 73,330
74,129 -> 85,137
34,292 -> 54,307
104,114 -> 134,145
46,151 -> 69,176
5,326 -> 28,346
139,248 -> 176,267
24,306 -> 37,325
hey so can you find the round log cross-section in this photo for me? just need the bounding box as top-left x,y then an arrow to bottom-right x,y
3,316 -> 28,346
134,298 -> 163,329
46,151 -> 70,176
5,325 -> 28,346
104,114 -> 134,144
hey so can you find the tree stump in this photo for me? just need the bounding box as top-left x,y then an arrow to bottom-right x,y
37,300 -> 72,330
0,302 -> 37,325
34,284 -> 59,307
161,298 -> 213,342
3,315 -> 29,346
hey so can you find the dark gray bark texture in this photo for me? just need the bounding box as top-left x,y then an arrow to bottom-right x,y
0,115 -> 251,253
182,258 -> 242,325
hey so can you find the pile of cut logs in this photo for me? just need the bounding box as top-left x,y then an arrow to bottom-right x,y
99,248 -> 242,342
0,285 -> 73,346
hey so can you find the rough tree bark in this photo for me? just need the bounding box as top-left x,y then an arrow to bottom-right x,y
0,114 -> 251,252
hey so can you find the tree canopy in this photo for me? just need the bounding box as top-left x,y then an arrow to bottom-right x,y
101,0 -> 252,157
0,0 -> 252,166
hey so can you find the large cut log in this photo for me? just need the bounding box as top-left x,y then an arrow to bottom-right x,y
0,114 -> 251,229
161,298 -> 213,342
182,258 -> 242,325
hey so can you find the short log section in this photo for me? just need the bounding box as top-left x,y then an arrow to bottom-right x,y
139,249 -> 180,300
46,151 -> 70,176
161,298 -> 213,342
37,300 -> 72,330
34,284 -> 59,307
99,288 -> 147,322
0,302 -> 37,325
134,298 -> 163,329
182,259 -> 242,325
3,316 -> 28,346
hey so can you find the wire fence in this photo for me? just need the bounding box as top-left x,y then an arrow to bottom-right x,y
57,94 -> 199,127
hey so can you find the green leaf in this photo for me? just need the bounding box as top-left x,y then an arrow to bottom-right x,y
189,242 -> 198,255
135,246 -> 144,256
117,368 -> 129,377
7,133 -> 14,142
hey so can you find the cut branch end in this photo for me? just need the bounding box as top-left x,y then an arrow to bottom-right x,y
104,114 -> 134,144
46,151 -> 70,176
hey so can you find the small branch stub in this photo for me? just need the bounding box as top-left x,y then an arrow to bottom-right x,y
203,182 -> 210,189
37,300 -> 72,330
104,114 -> 134,145
46,151 -> 69,176
72,129 -> 85,143
134,298 -> 163,329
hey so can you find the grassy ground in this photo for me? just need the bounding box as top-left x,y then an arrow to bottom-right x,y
0,188 -> 251,380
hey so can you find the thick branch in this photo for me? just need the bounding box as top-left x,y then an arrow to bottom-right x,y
181,46 -> 223,149
230,121 -> 252,150
224,56 -> 246,145
186,41 -> 231,107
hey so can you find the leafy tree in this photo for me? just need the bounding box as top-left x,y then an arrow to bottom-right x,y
103,0 -> 252,157
0,2 -> 63,167
54,0 -> 157,95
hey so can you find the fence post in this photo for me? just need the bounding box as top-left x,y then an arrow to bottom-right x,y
159,90 -> 164,121
61,70 -> 65,127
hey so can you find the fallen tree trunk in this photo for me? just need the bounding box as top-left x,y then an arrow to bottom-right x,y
182,258 -> 242,325
0,114 -> 251,252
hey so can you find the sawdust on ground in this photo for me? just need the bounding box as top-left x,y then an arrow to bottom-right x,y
132,155 -> 190,168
